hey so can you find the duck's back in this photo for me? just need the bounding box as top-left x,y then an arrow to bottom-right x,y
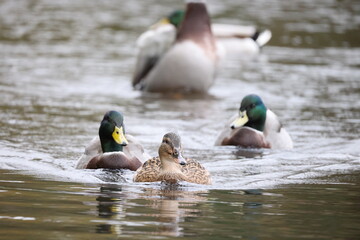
133,157 -> 161,182
133,157 -> 211,185
181,159 -> 212,185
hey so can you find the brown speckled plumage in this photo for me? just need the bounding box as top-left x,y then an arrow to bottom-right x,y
133,156 -> 211,185
133,132 -> 211,185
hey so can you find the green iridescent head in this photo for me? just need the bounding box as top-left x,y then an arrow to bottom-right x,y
99,111 -> 128,153
231,94 -> 267,132
167,10 -> 185,27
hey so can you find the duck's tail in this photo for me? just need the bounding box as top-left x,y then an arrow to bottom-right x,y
252,29 -> 272,47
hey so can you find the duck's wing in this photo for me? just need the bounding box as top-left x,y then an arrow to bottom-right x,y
123,134 -> 151,163
132,24 -> 176,88
133,157 -> 162,182
181,159 -> 212,185
264,110 -> 293,149
215,114 -> 237,146
76,137 -> 102,169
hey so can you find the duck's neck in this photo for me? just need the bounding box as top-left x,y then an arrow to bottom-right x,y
101,138 -> 123,153
176,2 -> 216,55
160,158 -> 182,173
159,157 -> 186,182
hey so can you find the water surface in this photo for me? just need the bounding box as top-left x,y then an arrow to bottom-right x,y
0,0 -> 359,239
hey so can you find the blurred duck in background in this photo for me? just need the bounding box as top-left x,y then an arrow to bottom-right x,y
76,111 -> 150,170
215,94 -> 293,149
156,9 -> 272,57
132,0 -> 219,94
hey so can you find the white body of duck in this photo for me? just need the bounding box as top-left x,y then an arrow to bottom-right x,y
263,110 -> 293,149
132,1 -> 219,94
212,23 -> 272,57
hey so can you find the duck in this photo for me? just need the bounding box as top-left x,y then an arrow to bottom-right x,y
135,9 -> 271,64
76,111 -> 150,170
215,94 -> 293,149
133,132 -> 212,185
132,1 -> 219,94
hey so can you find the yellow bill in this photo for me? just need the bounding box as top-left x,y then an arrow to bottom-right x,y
150,17 -> 170,29
112,126 -> 128,145
230,111 -> 249,129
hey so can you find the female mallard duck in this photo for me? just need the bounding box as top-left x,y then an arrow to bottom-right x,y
215,94 -> 293,149
133,1 -> 219,93
136,9 -> 271,63
76,111 -> 150,170
133,132 -> 212,185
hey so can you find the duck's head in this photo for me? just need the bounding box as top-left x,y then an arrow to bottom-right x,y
99,111 -> 128,153
150,10 -> 185,29
167,10 -> 185,27
159,132 -> 187,167
152,2 -> 208,29
230,94 -> 267,132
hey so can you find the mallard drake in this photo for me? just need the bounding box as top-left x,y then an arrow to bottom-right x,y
76,111 -> 150,171
133,132 -> 212,185
215,94 -> 293,149
132,1 -> 219,93
135,9 -> 271,62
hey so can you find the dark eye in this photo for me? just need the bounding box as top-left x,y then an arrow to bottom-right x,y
173,150 -> 179,157
248,103 -> 256,110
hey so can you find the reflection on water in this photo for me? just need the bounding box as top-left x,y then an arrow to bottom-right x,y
0,169 -> 360,239
0,0 -> 360,239
95,186 -> 126,235
93,184 -> 209,237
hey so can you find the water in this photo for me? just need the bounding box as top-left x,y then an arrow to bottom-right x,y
0,0 -> 359,239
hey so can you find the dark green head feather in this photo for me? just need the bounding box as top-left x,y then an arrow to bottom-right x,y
240,94 -> 267,131
167,10 -> 185,27
99,111 -> 126,152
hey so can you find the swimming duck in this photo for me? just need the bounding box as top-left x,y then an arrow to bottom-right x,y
215,94 -> 293,149
76,111 -> 149,170
166,9 -> 272,56
135,9 -> 271,64
132,1 -> 219,93
133,132 -> 212,185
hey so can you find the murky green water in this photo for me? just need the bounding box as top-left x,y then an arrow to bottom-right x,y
0,0 -> 359,239
1,169 -> 359,239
